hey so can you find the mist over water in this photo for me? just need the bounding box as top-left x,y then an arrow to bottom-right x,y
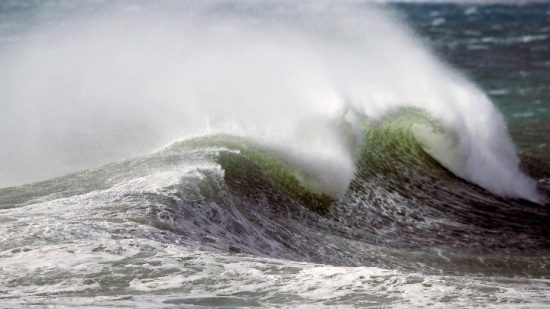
1,1 -> 550,307
0,1 -> 542,201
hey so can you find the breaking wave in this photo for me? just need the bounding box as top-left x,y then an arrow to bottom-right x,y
0,1 -> 543,204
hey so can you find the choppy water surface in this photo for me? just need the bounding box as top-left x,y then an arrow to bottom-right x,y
0,1 -> 549,308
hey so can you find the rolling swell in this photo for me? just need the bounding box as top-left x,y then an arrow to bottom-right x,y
125,110 -> 550,275
1,109 -> 549,280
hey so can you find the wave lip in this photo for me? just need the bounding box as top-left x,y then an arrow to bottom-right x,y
409,111 -> 544,204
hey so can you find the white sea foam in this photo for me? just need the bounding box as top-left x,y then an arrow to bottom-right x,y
0,1 -> 542,202
1,238 -> 550,308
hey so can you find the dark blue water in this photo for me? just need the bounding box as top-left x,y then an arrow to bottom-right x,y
398,3 -> 550,151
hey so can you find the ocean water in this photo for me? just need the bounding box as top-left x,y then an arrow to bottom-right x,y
0,1 -> 549,308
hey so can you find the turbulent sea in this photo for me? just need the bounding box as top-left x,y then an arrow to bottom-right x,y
0,1 -> 549,308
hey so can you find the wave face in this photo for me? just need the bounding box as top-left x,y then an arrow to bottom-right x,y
0,1 -> 549,307
1,114 -> 549,259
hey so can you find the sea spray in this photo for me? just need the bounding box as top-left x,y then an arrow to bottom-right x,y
0,1 -> 541,202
